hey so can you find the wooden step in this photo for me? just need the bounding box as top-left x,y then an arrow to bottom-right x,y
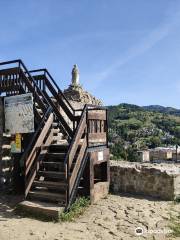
52,129 -> 60,135
41,161 -> 65,171
41,162 -> 74,173
33,180 -> 67,190
42,161 -> 64,168
49,144 -> 69,152
52,137 -> 68,143
52,122 -> 58,128
38,171 -> 65,179
36,108 -> 43,114
52,135 -> 64,141
45,153 -> 66,161
28,190 -> 66,203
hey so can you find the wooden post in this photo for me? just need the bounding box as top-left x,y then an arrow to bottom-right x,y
0,97 -> 3,177
82,159 -> 90,196
89,153 -> 94,203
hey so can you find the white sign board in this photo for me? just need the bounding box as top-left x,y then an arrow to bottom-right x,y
4,93 -> 34,134
98,151 -> 104,161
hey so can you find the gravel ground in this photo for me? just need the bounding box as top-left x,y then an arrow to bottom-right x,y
0,194 -> 179,240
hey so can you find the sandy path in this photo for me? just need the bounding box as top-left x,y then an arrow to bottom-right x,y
0,194 -> 179,240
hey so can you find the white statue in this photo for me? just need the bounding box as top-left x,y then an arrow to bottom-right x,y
71,64 -> 79,86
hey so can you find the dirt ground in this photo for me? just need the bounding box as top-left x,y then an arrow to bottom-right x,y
0,194 -> 179,240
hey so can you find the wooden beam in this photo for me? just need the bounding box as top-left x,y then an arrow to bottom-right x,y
88,111 -> 106,120
88,132 -> 106,143
69,138 -> 87,193
68,116 -> 86,168
0,67 -> 19,75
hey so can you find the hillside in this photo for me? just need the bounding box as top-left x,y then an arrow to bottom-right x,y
108,103 -> 180,160
143,105 -> 180,116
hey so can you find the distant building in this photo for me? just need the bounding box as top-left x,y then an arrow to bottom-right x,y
137,150 -> 150,162
172,152 -> 180,161
149,148 -> 172,161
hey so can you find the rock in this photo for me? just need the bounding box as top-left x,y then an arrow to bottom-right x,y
63,84 -> 102,107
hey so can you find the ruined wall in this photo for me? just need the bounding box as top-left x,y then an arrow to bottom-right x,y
110,161 -> 180,200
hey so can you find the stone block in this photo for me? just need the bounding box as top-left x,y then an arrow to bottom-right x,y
91,182 -> 109,203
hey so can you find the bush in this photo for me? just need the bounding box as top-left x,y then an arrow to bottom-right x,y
149,136 -> 161,148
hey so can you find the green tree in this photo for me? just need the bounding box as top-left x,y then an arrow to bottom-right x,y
149,136 -> 161,148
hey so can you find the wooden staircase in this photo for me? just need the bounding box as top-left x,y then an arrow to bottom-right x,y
0,60 -> 109,210
28,131 -> 69,205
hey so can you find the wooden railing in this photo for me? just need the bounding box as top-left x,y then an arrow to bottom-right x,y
24,107 -> 53,197
87,108 -> 108,147
29,69 -> 80,132
65,105 -> 108,209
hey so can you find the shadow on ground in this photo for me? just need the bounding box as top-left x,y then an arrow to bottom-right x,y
0,192 -> 23,221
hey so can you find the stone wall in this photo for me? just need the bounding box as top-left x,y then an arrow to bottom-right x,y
110,161 -> 180,200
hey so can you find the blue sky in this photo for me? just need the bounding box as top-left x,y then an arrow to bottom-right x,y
1,0 -> 180,108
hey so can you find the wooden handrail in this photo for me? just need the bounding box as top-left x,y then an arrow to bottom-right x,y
69,116 -> 86,168
43,76 -> 76,122
28,68 -> 80,135
65,105 -> 87,165
29,68 -> 75,113
20,106 -> 52,166
43,91 -> 73,137
65,105 -> 87,206
19,69 -> 47,114
24,111 -> 53,197
29,69 -> 80,127
69,137 -> 87,193
25,113 -> 53,176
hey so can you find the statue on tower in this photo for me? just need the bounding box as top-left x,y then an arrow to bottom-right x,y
64,64 -> 103,106
71,64 -> 80,86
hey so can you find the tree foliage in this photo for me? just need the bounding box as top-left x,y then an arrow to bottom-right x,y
108,104 -> 180,161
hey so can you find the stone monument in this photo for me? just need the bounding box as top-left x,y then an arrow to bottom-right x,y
63,65 -> 102,109
71,64 -> 80,86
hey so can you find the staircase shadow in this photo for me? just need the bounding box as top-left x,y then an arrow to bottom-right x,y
0,193 -> 24,221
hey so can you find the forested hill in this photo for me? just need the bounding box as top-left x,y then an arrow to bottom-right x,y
107,103 -> 180,160
142,105 -> 180,116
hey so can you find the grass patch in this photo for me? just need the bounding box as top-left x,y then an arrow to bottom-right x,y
169,214 -> 180,237
174,197 -> 180,203
59,197 -> 90,222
